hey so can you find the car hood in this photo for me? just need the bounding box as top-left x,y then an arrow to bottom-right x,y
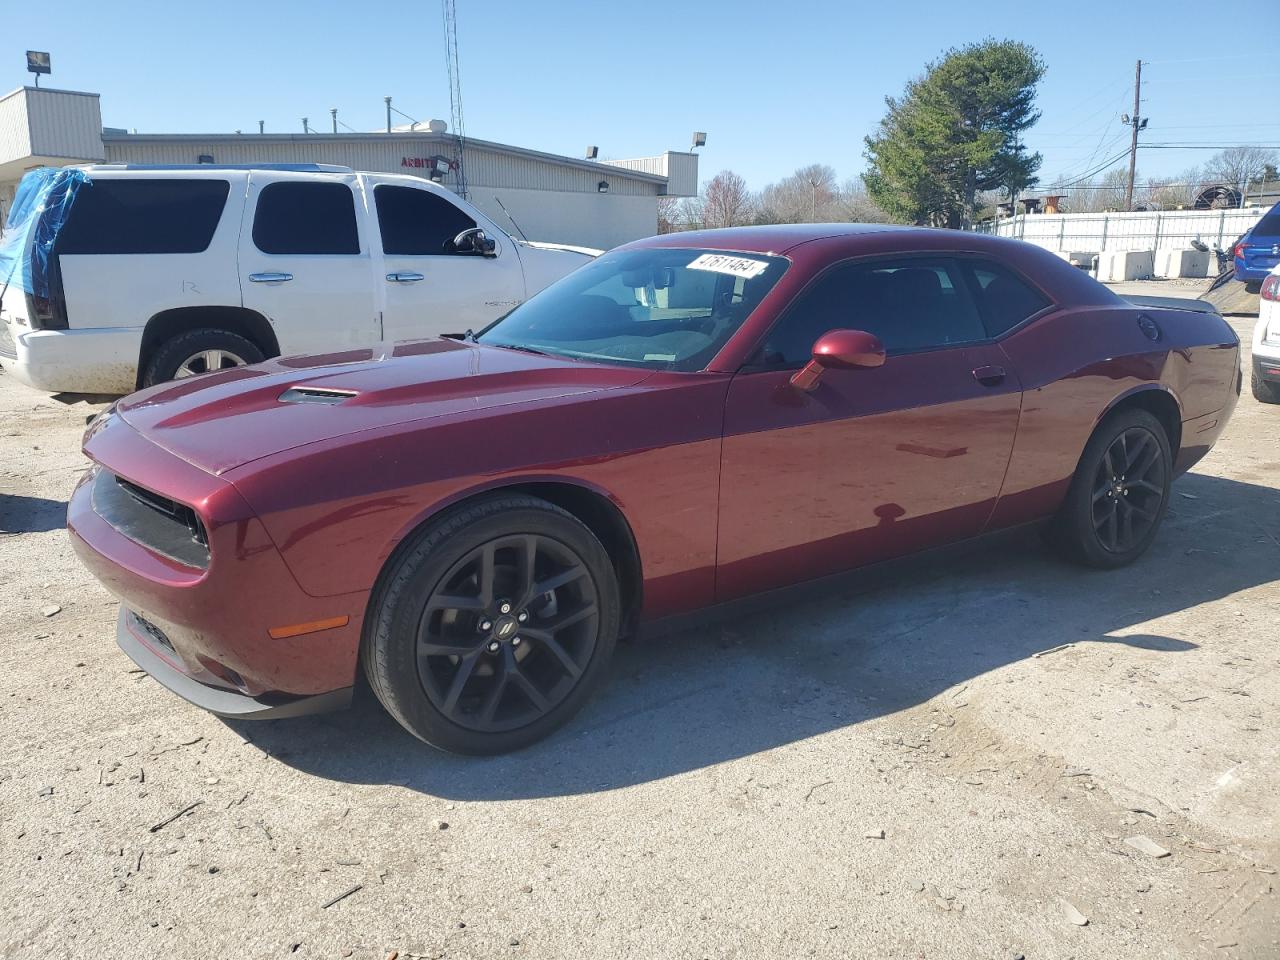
116,339 -> 651,476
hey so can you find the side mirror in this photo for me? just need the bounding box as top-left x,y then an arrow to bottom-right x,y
453,227 -> 497,257
790,328 -> 886,392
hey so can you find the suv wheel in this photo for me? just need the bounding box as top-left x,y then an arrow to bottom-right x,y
143,329 -> 264,386
1252,369 -> 1280,404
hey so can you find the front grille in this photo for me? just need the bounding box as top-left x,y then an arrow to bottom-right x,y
92,471 -> 210,568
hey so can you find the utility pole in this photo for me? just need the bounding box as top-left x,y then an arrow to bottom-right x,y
1124,59 -> 1145,212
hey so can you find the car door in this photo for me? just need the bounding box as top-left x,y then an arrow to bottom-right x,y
238,173 -> 379,355
370,180 -> 525,342
716,256 -> 1023,602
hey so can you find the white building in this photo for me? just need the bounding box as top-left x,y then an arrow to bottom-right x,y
0,85 -> 698,249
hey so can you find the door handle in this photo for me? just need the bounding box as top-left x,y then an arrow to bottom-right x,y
248,272 -> 293,283
972,365 -> 1006,386
386,272 -> 425,283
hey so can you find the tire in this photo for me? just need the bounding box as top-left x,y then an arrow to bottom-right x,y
1252,370 -> 1280,404
361,494 -> 621,755
142,328 -> 264,386
1049,407 -> 1173,569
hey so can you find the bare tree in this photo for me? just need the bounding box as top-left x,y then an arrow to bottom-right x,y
1206,146 -> 1278,199
835,179 -> 891,223
756,164 -> 840,223
701,170 -> 754,229
656,196 -> 682,234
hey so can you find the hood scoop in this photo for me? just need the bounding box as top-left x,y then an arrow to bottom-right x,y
279,386 -> 358,405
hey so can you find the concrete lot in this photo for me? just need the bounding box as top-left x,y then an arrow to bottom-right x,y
1,287 -> 1277,959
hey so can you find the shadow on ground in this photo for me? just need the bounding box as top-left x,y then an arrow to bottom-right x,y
0,494 -> 68,534
225,470 -> 1279,800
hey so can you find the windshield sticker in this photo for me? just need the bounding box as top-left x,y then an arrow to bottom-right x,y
686,253 -> 770,279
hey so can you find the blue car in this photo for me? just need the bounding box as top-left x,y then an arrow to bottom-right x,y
1235,204 -> 1280,288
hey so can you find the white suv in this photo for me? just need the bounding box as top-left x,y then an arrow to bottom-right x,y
1253,266 -> 1280,404
0,164 -> 594,394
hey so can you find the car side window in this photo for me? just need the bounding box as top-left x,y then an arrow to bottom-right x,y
964,260 -> 1052,337
759,257 -> 986,365
374,185 -> 478,255
252,182 -> 360,255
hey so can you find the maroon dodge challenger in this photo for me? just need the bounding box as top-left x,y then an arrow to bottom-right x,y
69,225 -> 1241,754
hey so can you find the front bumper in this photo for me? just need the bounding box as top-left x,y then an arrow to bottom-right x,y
117,607 -> 352,719
69,411 -> 366,713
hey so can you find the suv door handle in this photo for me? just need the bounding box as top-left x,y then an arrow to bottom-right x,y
972,365 -> 1006,386
248,272 -> 293,283
386,272 -> 425,283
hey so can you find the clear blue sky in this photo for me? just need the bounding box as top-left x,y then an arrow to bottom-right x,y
8,0 -> 1276,191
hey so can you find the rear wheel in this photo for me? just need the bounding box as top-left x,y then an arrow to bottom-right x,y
143,328 -> 264,386
362,494 -> 620,755
1252,369 -> 1280,404
1050,408 -> 1172,568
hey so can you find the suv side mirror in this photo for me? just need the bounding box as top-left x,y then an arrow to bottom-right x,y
790,328 -> 886,392
453,226 -> 497,257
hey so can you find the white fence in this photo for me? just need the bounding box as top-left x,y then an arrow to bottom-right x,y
977,207 -> 1267,253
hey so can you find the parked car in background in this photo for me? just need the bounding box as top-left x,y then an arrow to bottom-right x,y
1233,204 -> 1280,289
69,225 -> 1241,754
0,164 -> 594,394
1253,265 -> 1280,403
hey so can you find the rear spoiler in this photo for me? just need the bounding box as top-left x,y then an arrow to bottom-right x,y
1122,294 -> 1220,316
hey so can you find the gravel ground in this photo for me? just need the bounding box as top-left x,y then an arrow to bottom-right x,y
1,291 -> 1277,959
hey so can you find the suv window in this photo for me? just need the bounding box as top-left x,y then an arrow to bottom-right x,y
760,257 -> 986,365
252,182 -> 359,255
56,179 -> 230,255
964,260 -> 1051,336
374,185 -> 478,255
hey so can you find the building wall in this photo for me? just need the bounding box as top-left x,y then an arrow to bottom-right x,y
475,186 -> 655,250
0,89 -> 33,166
605,152 -> 699,197
25,88 -> 104,161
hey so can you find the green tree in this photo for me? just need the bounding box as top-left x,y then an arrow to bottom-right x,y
863,39 -> 1045,228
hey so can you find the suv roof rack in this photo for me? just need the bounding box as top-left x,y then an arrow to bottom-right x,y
80,163 -> 355,173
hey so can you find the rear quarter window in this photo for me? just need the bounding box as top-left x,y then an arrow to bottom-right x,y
55,179 -> 230,255
252,182 -> 360,255
965,261 -> 1052,337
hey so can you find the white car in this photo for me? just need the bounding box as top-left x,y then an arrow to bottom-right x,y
1253,265 -> 1280,404
0,164 -> 595,394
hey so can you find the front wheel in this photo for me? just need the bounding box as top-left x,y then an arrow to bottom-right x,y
362,494 -> 620,755
1049,408 -> 1172,568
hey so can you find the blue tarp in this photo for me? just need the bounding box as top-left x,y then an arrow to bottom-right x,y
0,167 -> 90,298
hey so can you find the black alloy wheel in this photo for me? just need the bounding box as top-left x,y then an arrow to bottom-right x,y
1090,426 -> 1166,554
417,534 -> 600,733
362,494 -> 620,754
1050,407 -> 1172,569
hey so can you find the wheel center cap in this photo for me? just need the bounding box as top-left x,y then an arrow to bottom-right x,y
492,615 -> 519,641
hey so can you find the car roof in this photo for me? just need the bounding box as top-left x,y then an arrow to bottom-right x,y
623,223 -> 913,255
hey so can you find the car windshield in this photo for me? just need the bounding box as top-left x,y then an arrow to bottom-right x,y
477,247 -> 789,371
